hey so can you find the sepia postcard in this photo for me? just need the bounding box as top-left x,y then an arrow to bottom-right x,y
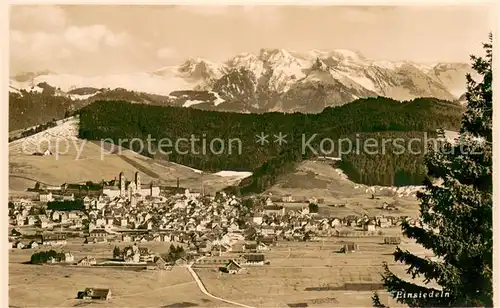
6,3 -> 495,307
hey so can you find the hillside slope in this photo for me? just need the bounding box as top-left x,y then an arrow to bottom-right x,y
9,117 -> 252,194
265,160 -> 422,216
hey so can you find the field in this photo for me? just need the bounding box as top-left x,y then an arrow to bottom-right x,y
9,263 -> 219,308
9,239 -> 222,308
9,233 -> 437,308
196,233 -> 436,307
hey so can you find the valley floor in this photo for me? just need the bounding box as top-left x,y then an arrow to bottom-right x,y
9,233 -> 436,307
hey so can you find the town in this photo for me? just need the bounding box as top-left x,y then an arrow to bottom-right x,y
8,170 -> 420,305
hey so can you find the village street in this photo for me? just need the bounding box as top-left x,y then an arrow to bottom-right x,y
187,256 -> 255,308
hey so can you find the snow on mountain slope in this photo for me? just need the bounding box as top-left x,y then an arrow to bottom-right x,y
182,99 -> 206,108
215,170 -> 253,180
13,72 -> 196,96
9,116 -> 79,155
10,48 -> 472,113
177,58 -> 226,80
256,48 -> 309,92
328,49 -> 367,63
226,52 -> 265,77
426,63 -> 475,98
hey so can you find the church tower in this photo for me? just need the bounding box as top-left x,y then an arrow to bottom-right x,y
135,172 -> 141,192
119,172 -> 125,197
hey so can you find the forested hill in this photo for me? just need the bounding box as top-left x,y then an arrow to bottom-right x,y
78,97 -> 464,193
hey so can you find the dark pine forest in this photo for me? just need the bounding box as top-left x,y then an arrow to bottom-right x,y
77,97 -> 463,194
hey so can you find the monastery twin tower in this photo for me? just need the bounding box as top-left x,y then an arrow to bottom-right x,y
102,171 -> 160,200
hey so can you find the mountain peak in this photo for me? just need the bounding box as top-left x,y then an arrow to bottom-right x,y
259,48 -> 294,62
329,49 -> 365,62
178,58 -> 221,80
311,58 -> 329,72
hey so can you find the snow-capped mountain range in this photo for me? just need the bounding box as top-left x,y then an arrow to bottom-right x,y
10,48 -> 472,113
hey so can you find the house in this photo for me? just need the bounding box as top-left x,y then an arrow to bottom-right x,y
77,257 -> 97,266
91,236 -> 108,244
252,215 -> 263,225
83,196 -> 92,208
331,218 -> 342,228
27,241 -> 39,249
139,247 -> 155,262
281,195 -> 294,202
174,257 -> 188,266
89,229 -> 108,239
259,236 -> 277,247
122,234 -> 133,242
382,202 -> 397,211
15,215 -> 25,226
242,253 -> 265,265
340,242 -> 359,253
39,191 -> 53,202
384,237 -> 401,245
265,197 -> 274,206
62,192 -> 75,201
14,241 -> 25,249
77,288 -> 111,300
257,242 -> 270,251
63,252 -> 75,262
378,217 -> 392,228
52,211 -> 61,221
154,256 -> 167,270
39,218 -> 49,229
124,252 -> 140,263
263,205 -> 285,216
122,245 -> 141,263
243,242 -> 258,252
221,260 -> 243,274
363,221 -> 377,232
26,216 -> 36,226
10,228 -> 22,237
42,234 -> 67,246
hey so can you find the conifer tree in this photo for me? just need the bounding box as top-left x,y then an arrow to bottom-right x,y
373,34 -> 493,307
113,246 -> 121,259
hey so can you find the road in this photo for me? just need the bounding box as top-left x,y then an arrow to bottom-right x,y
186,257 -> 255,308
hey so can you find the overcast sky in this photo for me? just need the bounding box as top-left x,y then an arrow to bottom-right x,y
9,4 -> 494,76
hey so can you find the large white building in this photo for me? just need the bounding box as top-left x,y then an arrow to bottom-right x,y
102,172 -> 160,200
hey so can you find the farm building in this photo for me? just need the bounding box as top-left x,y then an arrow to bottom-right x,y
363,221 -> 377,232
63,252 -> 74,262
154,256 -> 168,270
263,205 -> 285,216
27,241 -> 39,249
174,257 -> 188,266
221,260 -> 243,274
41,234 -> 67,246
340,242 -> 359,253
243,242 -> 258,252
89,229 -> 108,239
14,241 -> 25,249
77,288 -> 111,300
242,253 -> 265,265
384,237 -> 401,245
77,256 -> 97,266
